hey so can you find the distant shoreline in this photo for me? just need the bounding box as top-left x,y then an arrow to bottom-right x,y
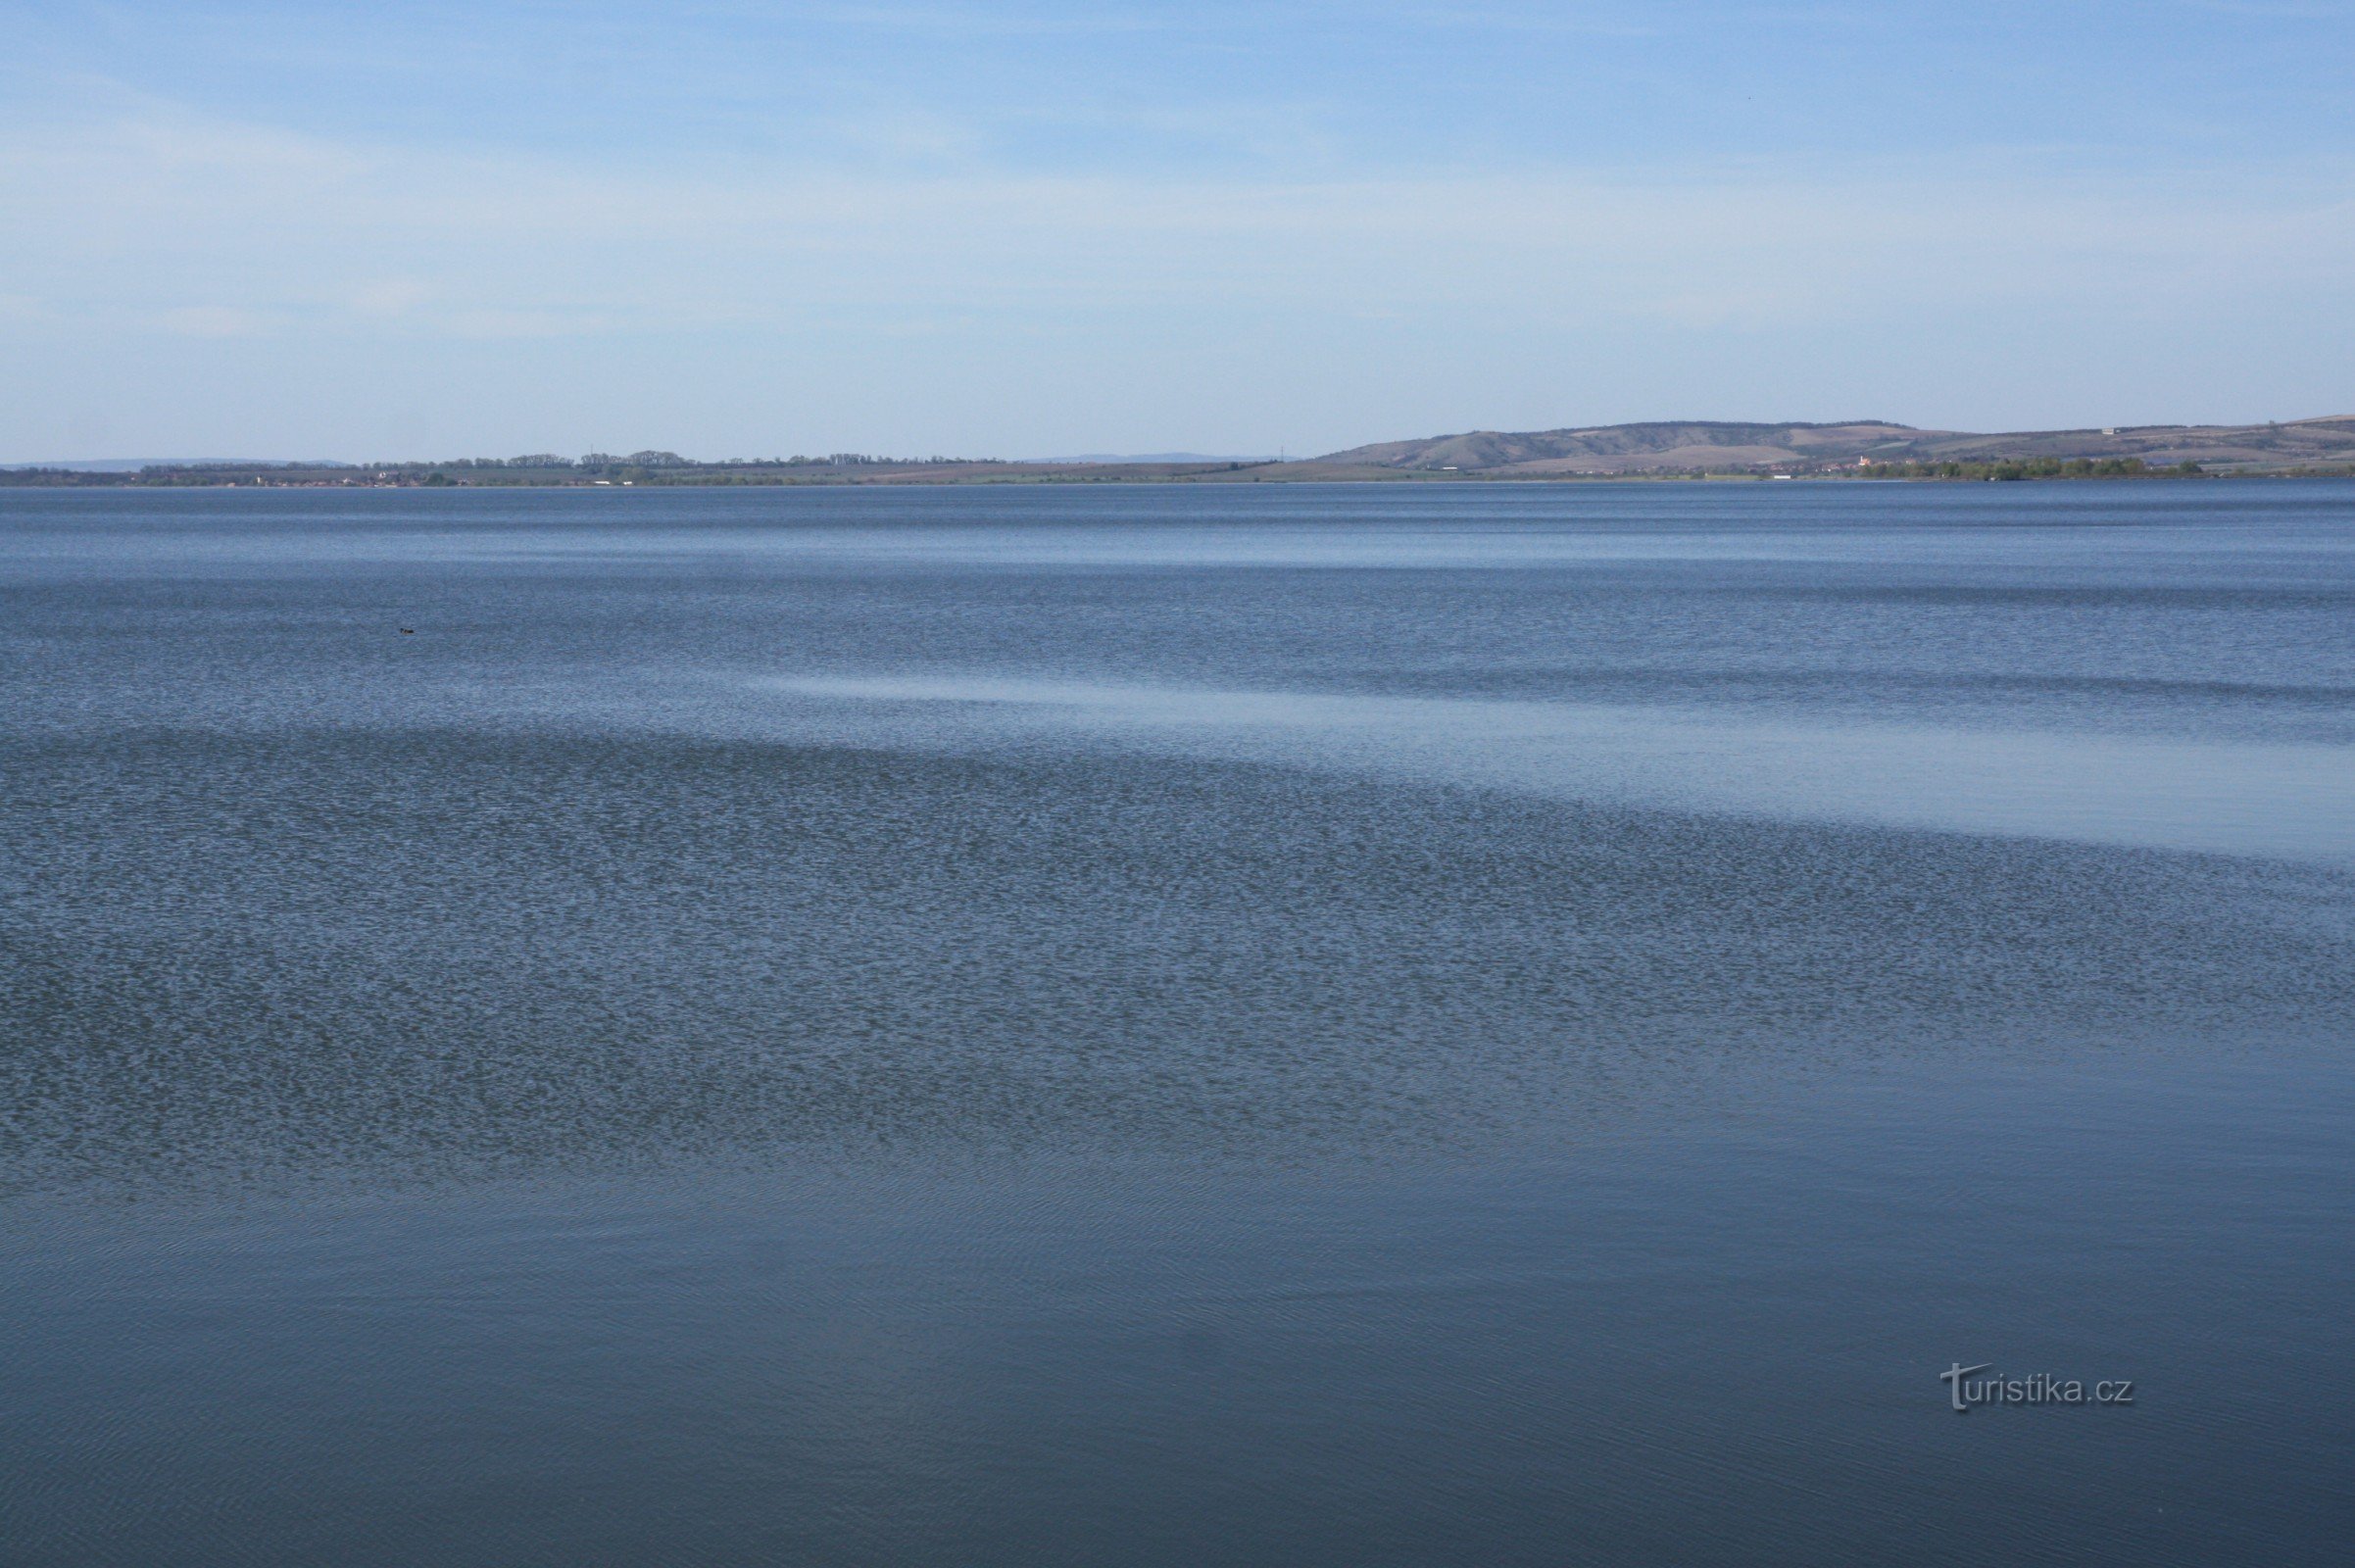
9,414 -> 2353,487
5,464 -> 2347,490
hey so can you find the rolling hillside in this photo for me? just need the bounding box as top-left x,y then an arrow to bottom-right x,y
1316,416 -> 2355,474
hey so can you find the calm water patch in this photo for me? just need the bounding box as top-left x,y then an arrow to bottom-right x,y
766,673 -> 2355,861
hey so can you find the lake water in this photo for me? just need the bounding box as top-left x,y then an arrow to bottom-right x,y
3,482 -> 2351,1565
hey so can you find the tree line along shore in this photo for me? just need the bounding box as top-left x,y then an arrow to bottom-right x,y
8,455 -> 2351,488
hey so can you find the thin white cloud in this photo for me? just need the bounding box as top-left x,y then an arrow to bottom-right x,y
347,278 -> 434,315
8,103 -> 2351,346
154,305 -> 274,337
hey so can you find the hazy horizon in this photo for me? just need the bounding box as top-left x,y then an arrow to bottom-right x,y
5,2 -> 2351,462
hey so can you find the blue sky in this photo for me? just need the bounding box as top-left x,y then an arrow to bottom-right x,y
4,1 -> 2352,460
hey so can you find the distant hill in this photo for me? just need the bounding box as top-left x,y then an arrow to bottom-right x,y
1315,416 -> 2355,474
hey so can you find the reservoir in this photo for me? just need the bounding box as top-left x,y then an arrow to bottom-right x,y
4,481 -> 2351,1565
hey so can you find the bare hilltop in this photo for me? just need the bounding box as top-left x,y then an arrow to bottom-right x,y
1311,415 -> 2355,476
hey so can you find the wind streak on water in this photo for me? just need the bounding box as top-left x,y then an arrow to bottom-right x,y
769,674 -> 2355,863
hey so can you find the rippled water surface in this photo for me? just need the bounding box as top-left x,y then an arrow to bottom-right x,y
4,483 -> 2352,1565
